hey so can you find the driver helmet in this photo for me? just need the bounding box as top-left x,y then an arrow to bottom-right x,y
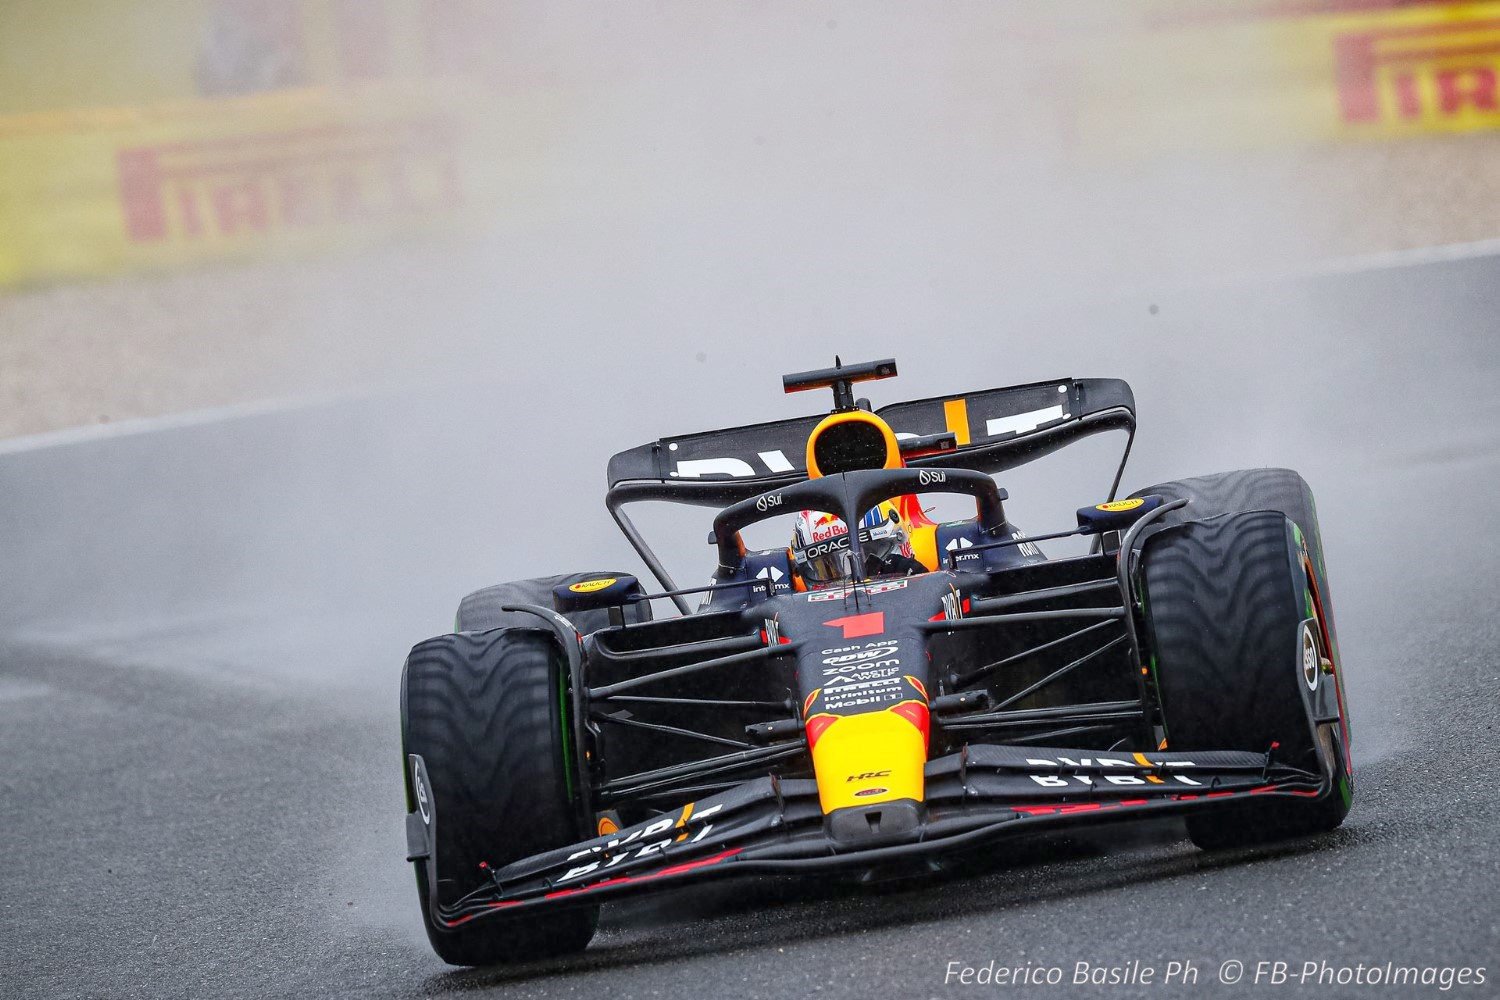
790,501 -> 912,587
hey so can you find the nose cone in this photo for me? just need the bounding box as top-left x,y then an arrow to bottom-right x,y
806,696 -> 930,813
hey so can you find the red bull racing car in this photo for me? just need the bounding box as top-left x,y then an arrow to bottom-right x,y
399,358 -> 1353,966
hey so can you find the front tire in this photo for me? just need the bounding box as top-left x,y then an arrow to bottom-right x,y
401,628 -> 596,965
1139,499 -> 1351,849
1129,468 -> 1344,684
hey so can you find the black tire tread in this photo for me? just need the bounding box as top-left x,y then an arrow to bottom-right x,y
1143,511 -> 1310,756
1132,467 -> 1314,531
401,628 -> 596,965
1130,467 -> 1342,668
1134,468 -> 1352,849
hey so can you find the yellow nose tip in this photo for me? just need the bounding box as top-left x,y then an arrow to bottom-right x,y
808,706 -> 928,813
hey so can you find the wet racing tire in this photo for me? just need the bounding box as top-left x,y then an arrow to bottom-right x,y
1137,485 -> 1352,850
401,628 -> 596,965
1129,468 -> 1344,683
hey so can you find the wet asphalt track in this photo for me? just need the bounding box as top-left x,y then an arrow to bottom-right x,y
3,256 -> 1500,999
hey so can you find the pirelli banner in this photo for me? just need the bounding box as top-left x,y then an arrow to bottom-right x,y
4,2 -> 1500,290
0,0 -> 561,290
1073,1 -> 1500,157
1328,4 -> 1500,134
0,85 -> 558,289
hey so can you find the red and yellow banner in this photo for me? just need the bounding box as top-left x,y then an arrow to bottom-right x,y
1330,5 -> 1500,134
1069,1 -> 1500,157
3,2 -> 1499,289
0,2 -> 563,289
0,84 -> 564,288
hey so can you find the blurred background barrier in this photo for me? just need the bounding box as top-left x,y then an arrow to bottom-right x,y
0,0 -> 566,288
4,0 -> 1500,291
0,88 -> 542,287
1071,0 -> 1500,158
3,1 -> 1500,442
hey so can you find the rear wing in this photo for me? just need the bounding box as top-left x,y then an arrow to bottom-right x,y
607,377 -> 1135,610
606,377 -> 1136,506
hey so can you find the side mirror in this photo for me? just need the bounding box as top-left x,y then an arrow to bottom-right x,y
552,575 -> 642,615
1076,495 -> 1163,535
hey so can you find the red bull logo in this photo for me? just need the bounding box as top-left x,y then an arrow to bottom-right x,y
809,511 -> 846,543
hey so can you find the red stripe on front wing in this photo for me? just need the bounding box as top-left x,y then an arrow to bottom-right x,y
442,848 -> 745,925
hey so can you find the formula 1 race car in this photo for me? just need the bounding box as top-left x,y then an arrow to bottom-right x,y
399,358 -> 1353,966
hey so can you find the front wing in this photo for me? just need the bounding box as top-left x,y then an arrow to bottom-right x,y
408,744 -> 1328,930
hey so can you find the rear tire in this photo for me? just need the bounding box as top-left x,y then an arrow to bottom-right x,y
401,628 -> 596,965
1140,505 -> 1351,849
